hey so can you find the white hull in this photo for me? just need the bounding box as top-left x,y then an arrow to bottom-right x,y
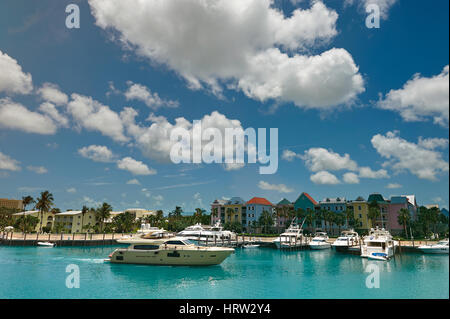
37,242 -> 55,247
309,243 -> 331,250
418,247 -> 449,254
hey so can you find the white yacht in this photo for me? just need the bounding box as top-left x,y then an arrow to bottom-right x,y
107,237 -> 234,266
118,224 -> 174,241
177,222 -> 234,243
273,219 -> 307,249
309,232 -> 331,250
331,229 -> 360,252
418,239 -> 449,254
361,227 -> 398,261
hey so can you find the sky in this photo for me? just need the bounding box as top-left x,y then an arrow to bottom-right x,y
0,0 -> 448,213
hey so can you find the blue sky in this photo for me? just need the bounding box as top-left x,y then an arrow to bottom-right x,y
0,0 -> 448,213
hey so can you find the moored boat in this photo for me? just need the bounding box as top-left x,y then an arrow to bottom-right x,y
361,227 -> 397,261
417,239 -> 449,254
37,241 -> 55,247
331,229 -> 360,252
309,232 -> 331,250
273,218 -> 307,249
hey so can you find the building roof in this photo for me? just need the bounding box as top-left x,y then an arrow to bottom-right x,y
277,198 -> 292,206
303,193 -> 318,205
57,210 -> 82,216
211,199 -> 228,205
226,197 -> 246,205
12,210 -> 39,216
319,197 -> 347,204
246,197 -> 273,206
402,195 -> 417,206
367,193 -> 388,204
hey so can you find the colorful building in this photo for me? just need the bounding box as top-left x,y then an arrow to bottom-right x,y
12,210 -> 55,232
54,210 -> 97,233
275,198 -> 293,230
388,195 -> 417,235
367,193 -> 390,229
210,199 -> 227,225
223,197 -> 246,226
347,196 -> 371,231
245,197 -> 273,230
293,192 -> 317,212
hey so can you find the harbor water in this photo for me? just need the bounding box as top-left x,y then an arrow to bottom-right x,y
0,246 -> 448,299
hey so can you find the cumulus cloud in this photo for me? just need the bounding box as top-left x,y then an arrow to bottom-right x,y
0,50 -> 33,94
281,149 -> 300,162
38,102 -> 69,127
343,172 -> 360,184
66,187 -> 77,193
0,152 -> 21,171
124,81 -> 179,109
386,183 -> 402,189
378,65 -> 449,127
310,171 -> 340,185
0,98 -> 57,134
371,131 -> 449,181
37,83 -> 68,105
417,137 -> 449,150
126,178 -> 140,185
26,166 -> 48,174
258,180 -> 294,193
300,147 -> 358,172
117,157 -> 157,175
358,167 -> 389,179
89,0 -> 364,109
67,94 -> 128,142
78,145 -> 116,163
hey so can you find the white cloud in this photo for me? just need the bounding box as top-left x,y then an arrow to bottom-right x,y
67,94 -> 128,142
37,83 -> 68,105
417,137 -> 449,150
301,147 -> 358,172
343,172 -> 360,184
378,65 -> 449,127
0,98 -> 57,134
78,145 -> 115,163
358,167 -> 389,179
26,166 -> 48,174
89,0 -> 364,109
0,50 -> 33,94
281,149 -> 301,162
310,171 -> 340,185
0,152 -> 21,171
386,183 -> 402,189
153,194 -> 164,206
345,0 -> 398,19
371,131 -> 449,181
117,157 -> 157,175
124,81 -> 179,109
67,187 -> 77,193
126,178 -> 140,185
258,180 -> 294,193
38,102 -> 69,127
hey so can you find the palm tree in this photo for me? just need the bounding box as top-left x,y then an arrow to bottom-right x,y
81,206 -> 88,232
344,208 -> 354,229
305,209 -> 315,232
194,208 -> 205,223
35,191 -> 54,233
368,200 -> 380,229
397,208 -> 411,238
258,210 -> 274,234
22,196 -> 35,211
95,202 -> 112,233
335,213 -> 345,235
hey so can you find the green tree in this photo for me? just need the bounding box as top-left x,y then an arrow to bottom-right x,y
14,215 -> 39,233
397,208 -> 411,238
112,212 -> 136,233
258,210 -> 274,234
35,191 -> 54,233
95,202 -> 112,233
368,200 -> 381,229
22,196 -> 35,210
193,208 -> 206,224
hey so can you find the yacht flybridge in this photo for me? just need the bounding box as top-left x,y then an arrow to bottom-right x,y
177,222 -> 234,243
309,231 -> 331,250
331,229 -> 360,252
118,224 -> 174,241
361,227 -> 398,261
107,237 -> 234,266
273,218 -> 307,249
418,239 -> 449,254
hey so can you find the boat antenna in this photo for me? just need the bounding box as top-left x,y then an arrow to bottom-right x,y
299,217 -> 307,230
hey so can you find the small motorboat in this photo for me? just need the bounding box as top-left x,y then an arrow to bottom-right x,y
417,239 -> 449,254
37,241 -> 55,247
242,244 -> 260,249
368,252 -> 390,261
309,232 -> 331,250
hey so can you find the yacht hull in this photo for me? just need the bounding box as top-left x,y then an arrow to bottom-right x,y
417,247 -> 449,254
309,243 -> 331,250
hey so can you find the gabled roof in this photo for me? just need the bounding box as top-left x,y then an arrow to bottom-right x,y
277,198 -> 292,206
246,197 -> 273,206
303,192 -> 317,205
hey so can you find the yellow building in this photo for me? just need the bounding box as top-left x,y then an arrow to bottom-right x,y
347,197 -> 372,231
0,198 -> 24,210
12,210 -> 55,232
223,197 -> 246,224
124,208 -> 156,220
54,210 -> 97,233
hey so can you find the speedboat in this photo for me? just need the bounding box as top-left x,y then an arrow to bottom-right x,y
332,229 -> 360,252
177,222 -> 234,243
37,241 -> 55,247
418,239 -> 449,254
309,232 -> 331,250
361,227 -> 398,261
107,237 -> 234,266
273,219 -> 307,249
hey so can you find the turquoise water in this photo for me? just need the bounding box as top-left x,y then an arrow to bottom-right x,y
0,245 -> 448,299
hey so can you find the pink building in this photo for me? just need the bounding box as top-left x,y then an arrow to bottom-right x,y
388,195 -> 417,235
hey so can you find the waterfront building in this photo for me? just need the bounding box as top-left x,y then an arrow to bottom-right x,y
367,193 -> 390,229
105,211 -> 124,223
318,197 -> 347,234
441,208 -> 449,217
54,210 -> 97,233
210,199 -> 227,225
274,198 -> 293,230
347,196 -> 372,231
293,192 -> 319,231
124,208 -> 156,220
388,195 -> 417,235
245,197 -> 274,231
12,210 -> 55,232
223,197 -> 246,227
0,198 -> 24,211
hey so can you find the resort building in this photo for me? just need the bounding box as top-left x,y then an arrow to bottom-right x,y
347,196 -> 372,231
124,208 -> 156,220
318,197 -> 348,234
54,210 -> 97,233
223,197 -> 246,226
274,198 -> 293,230
367,193 -> 390,229
293,192 -> 317,212
105,211 -> 124,223
388,195 -> 417,235
0,198 -> 24,211
245,197 -> 274,231
12,210 -> 55,232
210,199 -> 227,225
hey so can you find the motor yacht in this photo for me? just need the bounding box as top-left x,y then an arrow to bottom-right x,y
309,232 -> 331,250
177,222 -> 234,243
273,218 -> 307,249
361,227 -> 397,261
107,237 -> 234,266
418,239 -> 449,254
331,229 -> 360,252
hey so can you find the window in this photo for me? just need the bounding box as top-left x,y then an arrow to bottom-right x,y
358,206 -> 361,210
359,214 -> 362,218
134,245 -> 160,250
165,240 -> 186,246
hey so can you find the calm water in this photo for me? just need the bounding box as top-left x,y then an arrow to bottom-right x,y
0,245 -> 448,299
